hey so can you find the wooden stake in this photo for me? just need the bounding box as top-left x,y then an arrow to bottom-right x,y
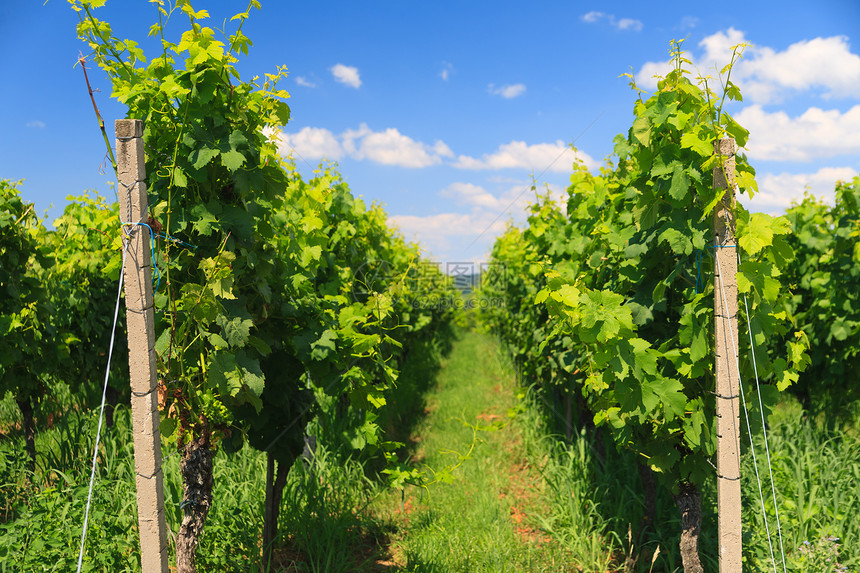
713,137 -> 741,572
117,119 -> 169,573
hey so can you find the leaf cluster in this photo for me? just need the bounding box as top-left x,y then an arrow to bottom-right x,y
782,176 -> 860,417
68,0 -> 459,477
0,181 -> 57,404
482,42 -> 809,491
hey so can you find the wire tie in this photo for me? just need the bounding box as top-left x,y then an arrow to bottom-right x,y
157,232 -> 198,251
131,387 -> 158,398
117,180 -> 137,193
135,449 -> 181,478
695,244 -> 739,294
136,467 -> 163,480
132,379 -> 179,397
714,392 -> 740,399
125,305 -> 155,315
708,457 -> 743,480
120,221 -> 162,293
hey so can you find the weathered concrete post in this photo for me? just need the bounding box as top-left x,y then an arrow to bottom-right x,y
713,137 -> 741,572
116,119 -> 169,573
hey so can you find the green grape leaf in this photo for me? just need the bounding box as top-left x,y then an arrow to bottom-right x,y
631,117 -> 651,147
221,149 -> 246,172
668,163 -> 690,201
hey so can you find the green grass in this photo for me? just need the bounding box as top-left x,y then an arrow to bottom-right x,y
376,329 -> 610,572
741,398 -> 860,572
495,352 -> 689,572
1,331 -> 859,572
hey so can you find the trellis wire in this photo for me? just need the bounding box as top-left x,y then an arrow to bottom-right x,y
75,242 -> 129,573
715,251 -> 787,573
742,288 -> 788,573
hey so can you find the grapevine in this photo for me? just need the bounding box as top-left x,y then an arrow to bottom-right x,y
482,40 -> 810,569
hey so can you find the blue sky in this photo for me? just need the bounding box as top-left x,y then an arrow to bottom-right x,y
2,1 -> 859,266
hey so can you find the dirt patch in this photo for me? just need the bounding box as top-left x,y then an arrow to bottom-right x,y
407,432 -> 426,463
500,457 -> 550,543
477,412 -> 503,423
272,528 -> 402,572
271,544 -> 306,572
489,411 -> 554,548
509,504 -> 551,545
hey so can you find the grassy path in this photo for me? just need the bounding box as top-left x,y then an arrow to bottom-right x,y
376,330 -> 586,573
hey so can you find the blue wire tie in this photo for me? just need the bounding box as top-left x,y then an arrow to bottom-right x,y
156,232 -> 198,251
121,222 -> 161,293
695,245 -> 738,295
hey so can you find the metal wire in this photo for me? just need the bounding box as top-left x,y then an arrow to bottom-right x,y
715,251 -> 786,573
76,242 -> 129,573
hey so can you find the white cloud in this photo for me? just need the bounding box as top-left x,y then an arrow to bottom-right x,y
295,76 -> 316,88
433,140 -> 455,158
271,127 -> 603,177
454,141 -> 598,173
273,123 -> 452,168
636,29 -> 860,103
697,27 -> 748,68
580,11 -> 643,31
390,179 -> 572,262
268,126 -> 343,161
679,16 -> 698,30
740,166 -> 859,213
440,182 -> 505,210
445,180 -> 568,215
616,18 -> 643,32
331,64 -> 361,88
490,83 -> 527,99
735,104 -> 860,161
635,28 -> 746,91
744,36 -> 860,102
343,123 -> 452,168
581,11 -> 604,23
388,211 -> 510,261
26,120 -> 45,129
440,61 -> 454,81
390,212 -> 502,239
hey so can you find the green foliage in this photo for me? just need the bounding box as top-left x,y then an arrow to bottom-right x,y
43,192 -> 130,408
0,1 -> 462,568
69,0 -> 457,469
782,177 -> 860,416
0,180 -> 58,427
741,400 -> 860,571
483,40 -> 808,497
71,0 -> 297,448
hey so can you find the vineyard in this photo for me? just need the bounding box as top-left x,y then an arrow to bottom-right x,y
1,1 -> 860,572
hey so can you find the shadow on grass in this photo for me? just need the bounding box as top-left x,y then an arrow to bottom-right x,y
517,381 -> 719,573
267,323 -> 459,573
378,322 -> 458,463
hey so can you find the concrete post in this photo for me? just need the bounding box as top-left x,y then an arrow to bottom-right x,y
713,137 -> 741,572
117,119 -> 170,573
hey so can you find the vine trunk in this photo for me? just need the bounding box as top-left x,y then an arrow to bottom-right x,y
262,452 -> 292,568
673,482 -> 704,573
176,433 -> 213,573
15,396 -> 36,473
637,462 -> 657,543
